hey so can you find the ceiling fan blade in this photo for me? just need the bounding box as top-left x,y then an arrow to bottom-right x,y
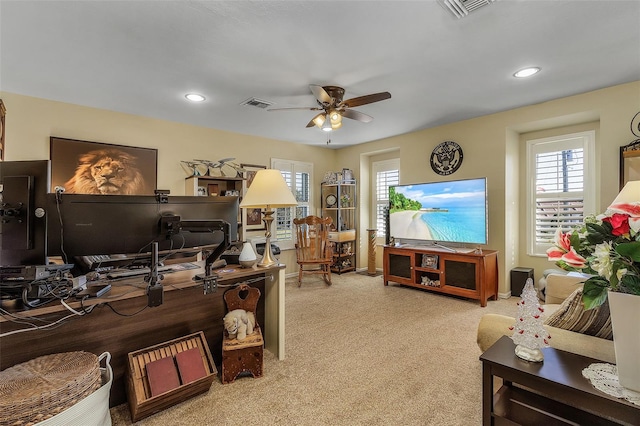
306,113 -> 324,128
268,106 -> 321,111
340,92 -> 391,108
341,109 -> 373,123
310,84 -> 332,104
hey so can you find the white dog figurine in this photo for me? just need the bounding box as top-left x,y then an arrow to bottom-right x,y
223,309 -> 256,341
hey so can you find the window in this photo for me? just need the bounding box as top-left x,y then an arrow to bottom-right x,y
271,158 -> 313,250
526,131 -> 595,256
371,159 -> 400,239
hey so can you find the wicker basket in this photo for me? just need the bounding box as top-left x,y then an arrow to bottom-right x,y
0,351 -> 102,426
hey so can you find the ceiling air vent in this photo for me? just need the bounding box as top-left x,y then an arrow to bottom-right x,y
241,97 -> 273,109
439,0 -> 496,19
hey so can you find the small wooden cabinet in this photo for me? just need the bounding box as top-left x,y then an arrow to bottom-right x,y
383,245 -> 498,307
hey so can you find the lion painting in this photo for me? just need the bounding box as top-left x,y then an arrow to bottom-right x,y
64,149 -> 148,195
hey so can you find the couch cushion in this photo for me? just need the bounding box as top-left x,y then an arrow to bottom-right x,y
544,288 -> 613,340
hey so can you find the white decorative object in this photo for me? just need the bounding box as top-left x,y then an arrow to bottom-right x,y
510,278 -> 551,362
608,290 -> 640,392
238,241 -> 257,268
582,363 -> 640,406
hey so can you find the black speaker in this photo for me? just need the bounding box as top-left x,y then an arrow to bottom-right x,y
510,267 -> 534,297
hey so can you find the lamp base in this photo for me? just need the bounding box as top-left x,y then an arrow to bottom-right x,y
257,209 -> 278,268
257,237 -> 278,268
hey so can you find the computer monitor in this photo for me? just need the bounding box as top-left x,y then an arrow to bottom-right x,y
0,160 -> 50,266
46,193 -> 239,271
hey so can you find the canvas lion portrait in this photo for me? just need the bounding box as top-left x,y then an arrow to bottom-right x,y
64,148 -> 148,195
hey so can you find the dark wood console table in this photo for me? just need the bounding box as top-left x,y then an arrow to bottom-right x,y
480,336 -> 639,425
0,263 -> 285,407
383,245 -> 498,306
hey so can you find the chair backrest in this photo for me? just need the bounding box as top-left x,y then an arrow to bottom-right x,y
293,216 -> 332,262
224,284 -> 261,316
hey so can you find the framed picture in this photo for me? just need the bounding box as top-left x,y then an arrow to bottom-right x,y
241,163 -> 267,231
422,254 -> 439,269
50,137 -> 157,195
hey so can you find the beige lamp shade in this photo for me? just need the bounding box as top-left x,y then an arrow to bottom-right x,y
611,180 -> 640,205
240,169 -> 297,208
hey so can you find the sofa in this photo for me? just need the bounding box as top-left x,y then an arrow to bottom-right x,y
477,273 -> 616,363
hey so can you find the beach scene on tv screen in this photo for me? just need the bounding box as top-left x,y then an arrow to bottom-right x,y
390,178 -> 487,244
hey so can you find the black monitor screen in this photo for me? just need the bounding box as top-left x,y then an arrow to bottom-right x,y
0,160 -> 50,266
46,193 -> 239,268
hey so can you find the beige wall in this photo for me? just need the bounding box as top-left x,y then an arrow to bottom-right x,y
3,81 -> 640,288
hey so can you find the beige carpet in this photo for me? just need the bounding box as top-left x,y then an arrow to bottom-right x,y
110,273 -> 518,425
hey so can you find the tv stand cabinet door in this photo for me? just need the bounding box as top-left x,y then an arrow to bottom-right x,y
383,247 -> 414,285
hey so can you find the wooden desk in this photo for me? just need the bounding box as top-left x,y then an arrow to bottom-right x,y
0,263 -> 285,407
480,336 -> 639,425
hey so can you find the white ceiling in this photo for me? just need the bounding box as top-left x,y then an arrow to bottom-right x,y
1,1 -> 639,149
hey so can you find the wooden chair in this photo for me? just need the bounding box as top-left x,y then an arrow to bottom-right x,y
221,284 -> 263,384
293,216 -> 333,287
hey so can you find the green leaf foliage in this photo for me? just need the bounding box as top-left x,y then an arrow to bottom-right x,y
582,277 -> 610,310
615,241 -> 640,262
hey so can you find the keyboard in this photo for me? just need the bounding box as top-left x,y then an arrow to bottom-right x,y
106,265 -> 175,279
106,263 -> 198,279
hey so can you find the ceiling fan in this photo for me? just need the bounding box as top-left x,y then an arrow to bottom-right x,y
268,85 -> 391,131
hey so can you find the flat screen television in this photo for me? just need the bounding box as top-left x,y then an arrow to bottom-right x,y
388,177 -> 488,247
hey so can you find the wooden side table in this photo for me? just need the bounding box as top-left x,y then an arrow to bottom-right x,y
480,336 -> 639,425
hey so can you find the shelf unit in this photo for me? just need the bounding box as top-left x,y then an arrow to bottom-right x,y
321,180 -> 357,274
185,175 -> 244,239
383,245 -> 498,307
185,175 -> 243,197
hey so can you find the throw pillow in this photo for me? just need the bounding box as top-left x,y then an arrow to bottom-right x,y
544,288 -> 613,340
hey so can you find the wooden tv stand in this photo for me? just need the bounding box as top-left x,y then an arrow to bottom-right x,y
383,245 -> 498,306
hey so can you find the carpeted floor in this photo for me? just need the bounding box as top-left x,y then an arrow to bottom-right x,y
110,273 -> 518,425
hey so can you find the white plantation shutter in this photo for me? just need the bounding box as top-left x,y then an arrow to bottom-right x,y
272,159 -> 312,250
372,159 -> 400,239
527,131 -> 595,255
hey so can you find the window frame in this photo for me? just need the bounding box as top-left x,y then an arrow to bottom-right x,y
271,158 -> 313,251
371,158 -> 400,243
526,130 -> 596,256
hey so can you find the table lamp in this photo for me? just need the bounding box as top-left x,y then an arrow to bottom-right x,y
611,180 -> 640,205
239,169 -> 297,267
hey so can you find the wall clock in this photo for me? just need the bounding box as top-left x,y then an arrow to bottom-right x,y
430,140 -> 463,176
325,194 -> 337,208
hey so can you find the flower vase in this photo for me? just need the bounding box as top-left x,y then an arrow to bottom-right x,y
238,241 -> 257,268
608,290 -> 640,392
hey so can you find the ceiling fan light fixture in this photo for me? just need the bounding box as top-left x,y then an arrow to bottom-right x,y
313,115 -> 325,128
322,114 -> 333,132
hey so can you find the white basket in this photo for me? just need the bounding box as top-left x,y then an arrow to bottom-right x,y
36,352 -> 113,426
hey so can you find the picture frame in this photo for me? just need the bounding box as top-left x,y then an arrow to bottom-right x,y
241,163 -> 267,231
422,254 -> 439,269
50,137 -> 157,195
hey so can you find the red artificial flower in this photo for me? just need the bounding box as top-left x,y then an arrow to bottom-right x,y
602,213 -> 630,236
561,247 -> 587,268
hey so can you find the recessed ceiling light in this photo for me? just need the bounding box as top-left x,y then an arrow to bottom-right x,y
513,67 -> 541,78
185,93 -> 206,102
